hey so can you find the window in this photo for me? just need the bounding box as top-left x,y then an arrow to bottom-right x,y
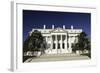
52,35 -> 55,41
53,43 -> 55,49
58,43 -> 60,49
71,43 -> 74,48
47,36 -> 50,41
57,35 -> 61,41
74,37 -> 78,43
47,44 -> 51,48
62,43 -> 65,49
62,35 -> 66,41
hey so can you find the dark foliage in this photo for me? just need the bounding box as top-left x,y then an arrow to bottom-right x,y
23,30 -> 47,52
72,32 -> 91,53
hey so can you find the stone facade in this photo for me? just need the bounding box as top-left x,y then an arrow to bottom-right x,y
30,25 -> 82,54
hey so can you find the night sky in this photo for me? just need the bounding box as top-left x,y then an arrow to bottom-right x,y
23,10 -> 91,41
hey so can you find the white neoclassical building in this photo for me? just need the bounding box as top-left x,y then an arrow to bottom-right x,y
30,25 -> 82,54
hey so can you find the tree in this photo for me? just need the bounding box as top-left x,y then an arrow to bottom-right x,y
28,30 -> 46,51
77,32 -> 87,51
85,38 -> 91,51
72,43 -> 79,52
23,36 -> 30,52
23,30 -> 47,52
72,32 -> 91,53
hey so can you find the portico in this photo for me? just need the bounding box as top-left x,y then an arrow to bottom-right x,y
50,31 -> 68,54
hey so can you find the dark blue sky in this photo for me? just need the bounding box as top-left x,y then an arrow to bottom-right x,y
23,10 -> 91,41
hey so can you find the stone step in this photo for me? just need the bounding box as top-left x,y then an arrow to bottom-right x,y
40,53 -> 81,58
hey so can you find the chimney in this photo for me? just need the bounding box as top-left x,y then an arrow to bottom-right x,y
63,25 -> 65,29
43,25 -> 46,29
71,25 -> 73,29
52,25 -> 54,29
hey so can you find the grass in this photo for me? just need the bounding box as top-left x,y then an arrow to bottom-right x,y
23,56 -> 36,62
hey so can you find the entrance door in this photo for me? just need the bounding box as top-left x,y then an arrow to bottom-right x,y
57,43 -> 62,54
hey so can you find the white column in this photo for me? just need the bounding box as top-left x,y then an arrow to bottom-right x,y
51,35 -> 53,50
60,35 -> 62,53
60,35 -> 62,49
55,35 -> 58,53
46,36 -> 48,42
65,34 -> 67,49
69,37 -> 72,53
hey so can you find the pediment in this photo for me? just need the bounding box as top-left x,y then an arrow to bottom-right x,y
50,27 -> 67,33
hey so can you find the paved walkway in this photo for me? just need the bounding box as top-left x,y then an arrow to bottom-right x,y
24,53 -> 90,63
